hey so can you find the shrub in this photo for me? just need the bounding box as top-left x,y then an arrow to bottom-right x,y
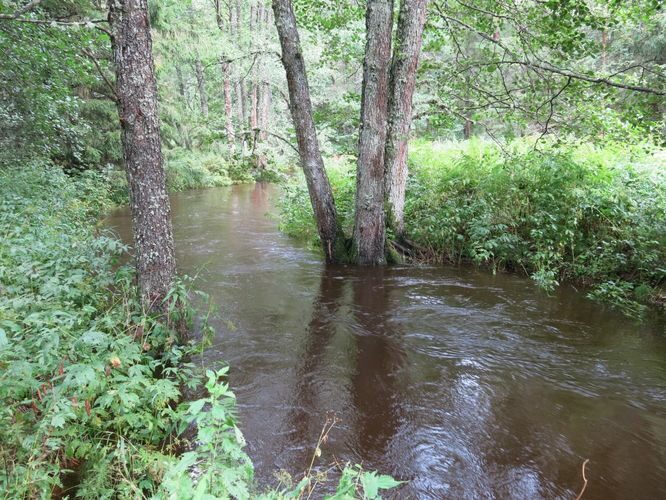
278,139 -> 666,316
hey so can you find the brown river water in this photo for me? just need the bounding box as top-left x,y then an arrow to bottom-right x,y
106,183 -> 666,499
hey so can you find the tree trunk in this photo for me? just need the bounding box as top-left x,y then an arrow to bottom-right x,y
384,0 -> 427,237
194,53 -> 208,117
175,64 -> 185,97
463,117 -> 472,139
353,0 -> 394,265
258,7 -> 271,141
259,81 -> 271,141
272,0 -> 341,263
221,58 -> 235,152
108,0 -> 176,311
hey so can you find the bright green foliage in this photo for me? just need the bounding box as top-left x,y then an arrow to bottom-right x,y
0,163 -> 194,497
160,368 -> 254,499
0,163 -> 399,498
279,139 -> 666,316
0,164 -> 212,497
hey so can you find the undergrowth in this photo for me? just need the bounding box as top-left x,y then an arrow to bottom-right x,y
278,139 -> 666,317
0,163 -> 399,499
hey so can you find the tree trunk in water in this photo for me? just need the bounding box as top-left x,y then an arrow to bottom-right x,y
384,0 -> 427,237
108,0 -> 176,311
272,0 -> 341,263
194,53 -> 208,117
353,0 -> 394,265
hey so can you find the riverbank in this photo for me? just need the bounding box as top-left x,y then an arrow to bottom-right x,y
278,138 -> 666,317
108,147 -> 289,205
0,163 -> 396,498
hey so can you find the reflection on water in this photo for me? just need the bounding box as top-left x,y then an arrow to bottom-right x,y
106,184 -> 666,499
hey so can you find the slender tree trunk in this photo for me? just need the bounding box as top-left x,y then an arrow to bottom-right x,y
221,58 -> 235,152
175,65 -> 185,97
353,0 -> 394,265
463,117 -> 472,139
259,81 -> 271,141
108,0 -> 176,311
258,7 -> 271,141
384,0 -> 428,236
272,0 -> 341,263
194,52 -> 208,117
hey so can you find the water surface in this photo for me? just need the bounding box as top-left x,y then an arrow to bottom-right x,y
107,184 -> 666,499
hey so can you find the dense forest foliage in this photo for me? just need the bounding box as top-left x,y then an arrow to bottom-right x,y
1,0 -> 664,498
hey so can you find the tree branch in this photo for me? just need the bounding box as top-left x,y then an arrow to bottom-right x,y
82,48 -> 119,103
433,3 -> 665,96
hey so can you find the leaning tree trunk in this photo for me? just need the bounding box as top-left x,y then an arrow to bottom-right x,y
353,0 -> 394,265
384,0 -> 428,236
108,0 -> 176,311
272,0 -> 341,263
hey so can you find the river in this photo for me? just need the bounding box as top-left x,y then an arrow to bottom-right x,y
106,183 -> 666,499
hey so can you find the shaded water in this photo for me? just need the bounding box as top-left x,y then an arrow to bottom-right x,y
107,184 -> 666,499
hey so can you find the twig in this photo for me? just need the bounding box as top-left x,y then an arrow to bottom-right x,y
0,15 -> 111,36
252,127 -> 299,154
575,459 -> 589,500
81,48 -> 119,103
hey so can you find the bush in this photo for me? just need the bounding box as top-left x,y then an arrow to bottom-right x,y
278,139 -> 666,316
0,163 -> 400,498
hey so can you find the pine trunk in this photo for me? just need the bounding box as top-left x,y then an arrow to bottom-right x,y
384,0 -> 427,236
108,0 -> 177,311
272,0 -> 341,263
353,0 -> 394,265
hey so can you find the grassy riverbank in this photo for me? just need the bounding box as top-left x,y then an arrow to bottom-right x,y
0,163 -> 397,498
107,149 -> 289,205
279,139 -> 666,317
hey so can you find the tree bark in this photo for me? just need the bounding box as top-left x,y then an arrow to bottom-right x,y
259,81 -> 271,141
272,0 -> 341,263
258,7 -> 271,141
108,0 -> 176,311
384,0 -> 427,237
194,52 -> 208,117
221,58 -> 235,152
353,0 -> 394,265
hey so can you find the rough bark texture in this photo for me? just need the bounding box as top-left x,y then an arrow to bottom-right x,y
384,0 -> 427,236
108,0 -> 176,311
353,0 -> 394,265
272,0 -> 341,263
194,53 -> 208,117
